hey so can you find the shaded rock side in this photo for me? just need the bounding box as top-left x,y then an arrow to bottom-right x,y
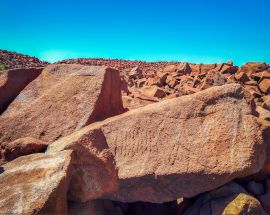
183,182 -> 267,215
48,84 -> 265,203
1,137 -> 48,162
0,150 -> 72,215
0,67 -> 43,114
0,64 -> 125,147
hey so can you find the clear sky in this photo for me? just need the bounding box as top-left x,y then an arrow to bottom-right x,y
0,0 -> 269,65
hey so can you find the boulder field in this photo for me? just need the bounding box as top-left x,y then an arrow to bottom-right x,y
0,60 -> 270,215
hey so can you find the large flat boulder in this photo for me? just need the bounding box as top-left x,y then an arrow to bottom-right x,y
0,150 -> 72,215
0,64 -> 125,149
0,67 -> 43,114
48,84 -> 265,203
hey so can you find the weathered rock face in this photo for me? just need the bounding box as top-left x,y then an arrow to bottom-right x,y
63,128 -> 119,203
1,137 -> 48,162
0,64 -> 125,147
48,84 -> 265,203
0,150 -> 72,215
0,67 -> 43,113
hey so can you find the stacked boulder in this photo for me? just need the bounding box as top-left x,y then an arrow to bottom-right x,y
0,61 -> 269,215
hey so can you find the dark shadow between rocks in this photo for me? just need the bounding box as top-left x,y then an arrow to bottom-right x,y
0,166 -> 4,174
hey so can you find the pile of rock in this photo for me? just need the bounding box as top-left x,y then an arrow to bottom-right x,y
0,61 -> 270,215
0,49 -> 48,70
121,62 -> 270,113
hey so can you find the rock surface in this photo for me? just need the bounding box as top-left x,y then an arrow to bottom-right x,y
1,137 -> 48,162
0,64 -> 125,148
0,150 -> 72,215
48,84 -> 265,203
0,67 -> 43,113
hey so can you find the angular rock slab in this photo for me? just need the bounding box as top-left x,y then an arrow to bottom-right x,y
0,150 -> 72,215
48,84 -> 265,203
0,64 -> 125,147
2,137 -> 48,162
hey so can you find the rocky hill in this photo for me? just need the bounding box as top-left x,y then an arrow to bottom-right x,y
0,49 -> 48,70
0,52 -> 270,215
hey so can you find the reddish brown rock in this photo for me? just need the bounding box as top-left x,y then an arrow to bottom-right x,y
165,75 -> 179,88
163,65 -> 177,73
129,67 -> 143,79
260,69 -> 270,81
200,70 -> 227,90
0,150 -> 72,215
145,74 -> 167,87
48,84 -> 265,203
0,64 -> 125,147
259,79 -> 270,94
262,95 -> 270,110
244,85 -> 262,98
122,95 -> 157,110
240,62 -> 269,76
235,72 -> 250,83
140,86 -> 166,98
256,106 -> 270,121
156,72 -> 168,86
0,50 -> 48,70
136,78 -> 147,87
49,128 -> 119,203
0,68 -> 43,113
200,64 -> 216,74
219,63 -> 238,74
176,62 -> 192,76
190,64 -> 201,76
2,137 -> 48,162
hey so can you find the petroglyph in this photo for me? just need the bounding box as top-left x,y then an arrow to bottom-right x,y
48,84 -> 265,203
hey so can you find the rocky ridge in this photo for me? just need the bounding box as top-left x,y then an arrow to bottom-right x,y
0,51 -> 270,215
0,49 -> 48,70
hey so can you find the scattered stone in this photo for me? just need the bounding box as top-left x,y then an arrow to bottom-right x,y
200,70 -> 227,90
200,64 -> 216,74
0,50 -> 48,69
163,65 -> 177,73
240,62 -> 269,76
140,86 -> 166,98
256,106 -> 270,121
176,62 -> 192,76
262,95 -> 270,111
235,71 -> 250,83
129,67 -> 143,79
165,75 -> 179,88
136,78 -> 147,87
219,64 -> 238,74
259,79 -> 270,94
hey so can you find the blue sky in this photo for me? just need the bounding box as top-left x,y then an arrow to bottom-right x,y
0,0 -> 269,65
